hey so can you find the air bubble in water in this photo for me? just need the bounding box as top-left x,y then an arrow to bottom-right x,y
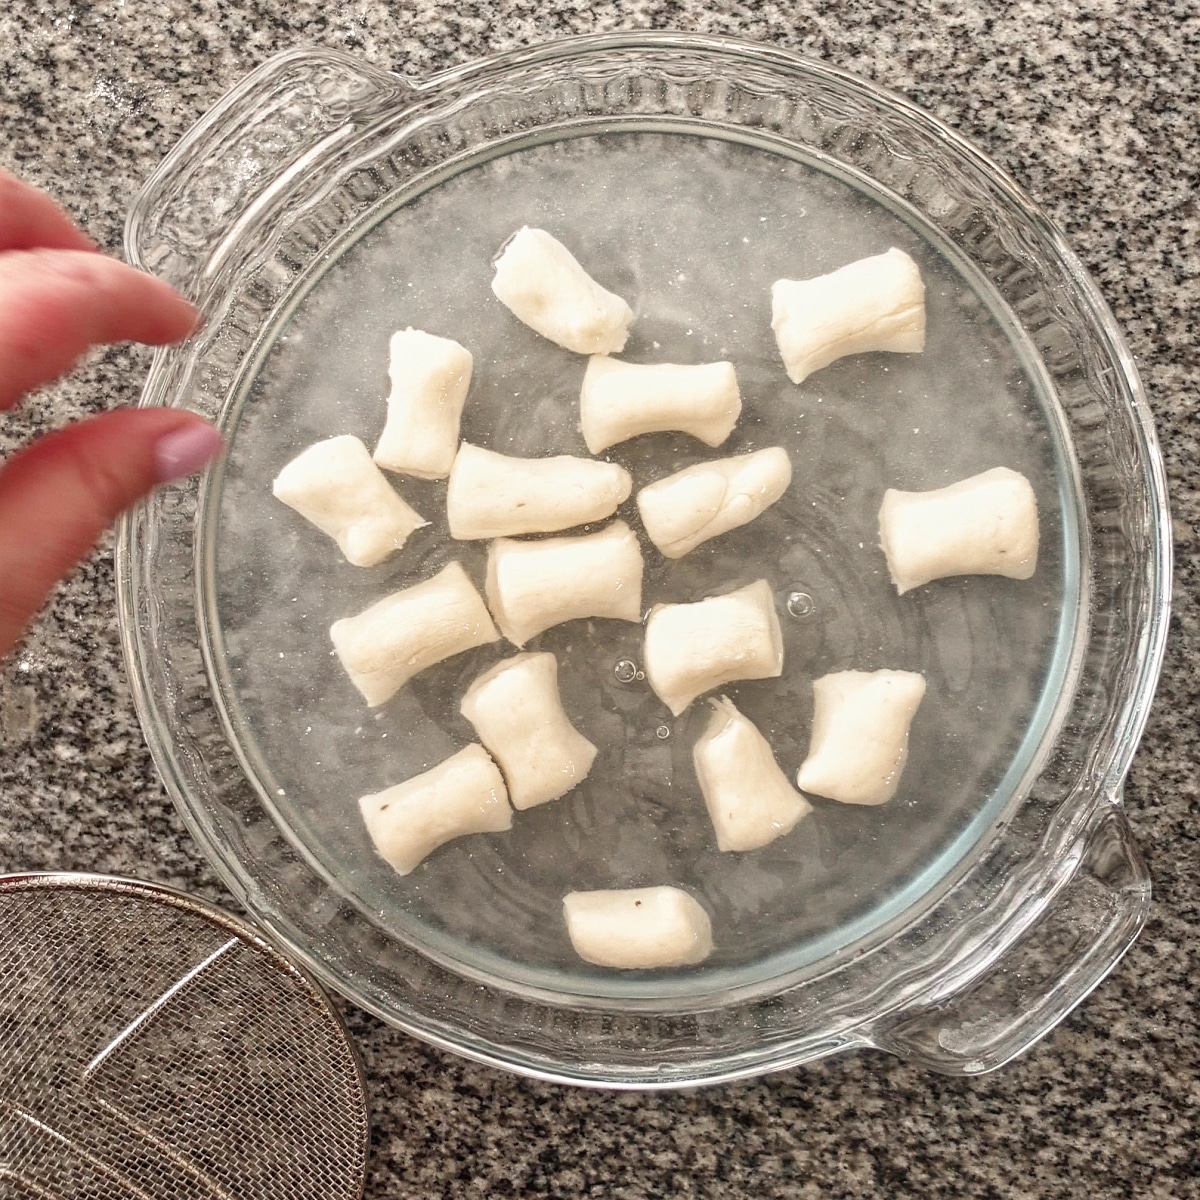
655,725 -> 671,740
614,658 -> 638,684
786,591 -> 815,618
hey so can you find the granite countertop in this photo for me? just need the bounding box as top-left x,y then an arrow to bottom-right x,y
1,2 -> 1197,1197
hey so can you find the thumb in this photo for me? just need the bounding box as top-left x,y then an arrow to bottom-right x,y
0,408 -> 223,658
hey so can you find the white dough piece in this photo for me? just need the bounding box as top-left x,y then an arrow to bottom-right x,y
771,248 -> 926,384
562,887 -> 713,969
460,652 -> 597,810
330,561 -> 499,707
796,670 -> 927,806
693,697 -> 812,852
579,355 -> 742,454
485,520 -> 644,647
358,744 -> 512,876
491,227 -> 634,355
373,327 -> 473,479
637,447 -> 792,559
447,442 -> 633,539
272,435 -> 427,567
643,579 -> 783,716
878,466 -> 1039,594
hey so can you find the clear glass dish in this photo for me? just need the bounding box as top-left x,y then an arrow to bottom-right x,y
118,32 -> 1171,1085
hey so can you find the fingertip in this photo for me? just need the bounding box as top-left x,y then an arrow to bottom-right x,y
34,248 -> 202,339
0,408 -> 220,656
137,275 -> 203,344
0,251 -> 205,407
154,419 -> 224,483
150,297 -> 203,344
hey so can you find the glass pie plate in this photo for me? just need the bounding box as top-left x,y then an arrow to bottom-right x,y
117,32 -> 1171,1086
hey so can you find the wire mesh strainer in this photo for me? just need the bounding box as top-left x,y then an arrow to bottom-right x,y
0,873 -> 369,1199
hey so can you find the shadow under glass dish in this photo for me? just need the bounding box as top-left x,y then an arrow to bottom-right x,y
202,125 -> 1082,1002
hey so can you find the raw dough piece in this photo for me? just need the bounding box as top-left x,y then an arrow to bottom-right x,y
796,669 -> 926,805
771,247 -> 925,384
272,435 -> 427,567
330,561 -> 499,707
637,447 -> 792,559
643,579 -> 783,716
447,442 -> 633,539
358,744 -> 511,876
693,697 -> 812,852
373,327 -> 473,479
485,520 -> 644,647
460,652 -> 597,810
491,227 -> 633,355
579,356 -> 742,454
562,887 -> 713,969
878,466 -> 1039,594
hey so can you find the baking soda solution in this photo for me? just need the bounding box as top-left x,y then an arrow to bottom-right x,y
203,128 -> 1082,1001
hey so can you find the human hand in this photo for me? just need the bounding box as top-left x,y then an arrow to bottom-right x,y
0,168 -> 222,659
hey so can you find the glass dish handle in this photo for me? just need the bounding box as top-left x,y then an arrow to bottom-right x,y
124,48 -> 414,296
871,799 -> 1150,1074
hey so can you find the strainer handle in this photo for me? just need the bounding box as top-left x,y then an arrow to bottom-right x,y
123,48 -> 416,297
870,798 -> 1149,1074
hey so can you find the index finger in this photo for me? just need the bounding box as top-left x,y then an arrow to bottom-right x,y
0,168 -> 98,253
0,249 -> 200,410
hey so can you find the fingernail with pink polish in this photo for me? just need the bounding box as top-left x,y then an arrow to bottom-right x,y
155,423 -> 224,483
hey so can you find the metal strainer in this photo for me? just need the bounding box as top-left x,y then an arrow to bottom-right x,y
0,873 -> 369,1199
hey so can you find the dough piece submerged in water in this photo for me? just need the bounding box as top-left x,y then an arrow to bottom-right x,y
771,247 -> 925,384
643,579 -> 783,717
272,435 -> 427,567
330,561 -> 499,707
460,652 -> 597,810
563,887 -> 713,969
637,447 -> 792,559
796,670 -> 926,806
878,466 -> 1039,594
447,442 -> 632,539
491,227 -> 634,355
374,328 -> 473,480
693,697 -> 812,852
359,744 -> 512,876
485,520 -> 644,647
580,355 -> 742,454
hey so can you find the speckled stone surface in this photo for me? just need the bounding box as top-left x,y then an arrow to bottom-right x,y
1,3 -> 1197,1197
